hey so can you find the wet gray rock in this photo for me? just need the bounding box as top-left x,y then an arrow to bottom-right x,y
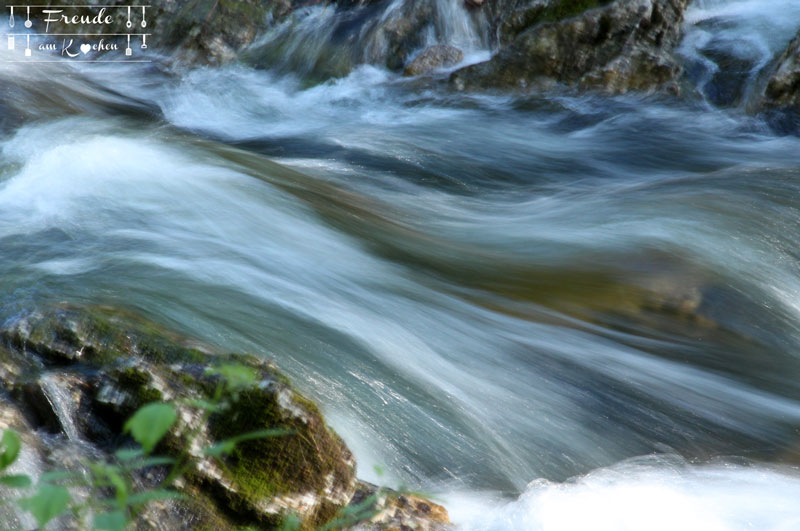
451,0 -> 690,94
762,30 -> 800,109
361,0 -> 437,71
404,44 -> 465,76
229,0 -> 441,78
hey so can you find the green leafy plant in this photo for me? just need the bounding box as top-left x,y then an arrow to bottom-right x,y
0,429 -> 31,489
0,363 -> 414,530
20,484 -> 71,528
123,403 -> 177,454
0,363 -> 296,530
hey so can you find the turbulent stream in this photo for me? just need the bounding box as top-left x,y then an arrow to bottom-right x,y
2,0 -> 800,528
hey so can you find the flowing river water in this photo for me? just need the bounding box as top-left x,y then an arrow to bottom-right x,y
2,0 -> 800,528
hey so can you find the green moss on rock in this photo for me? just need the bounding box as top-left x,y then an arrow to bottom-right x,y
111,366 -> 164,405
500,0 -> 613,43
0,306 -> 356,529
211,386 -> 352,523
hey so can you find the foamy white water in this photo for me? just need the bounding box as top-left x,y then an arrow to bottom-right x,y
449,459 -> 800,530
680,0 -> 800,106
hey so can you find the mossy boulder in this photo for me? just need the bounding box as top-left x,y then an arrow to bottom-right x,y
451,0 -> 689,94
0,306 -> 357,528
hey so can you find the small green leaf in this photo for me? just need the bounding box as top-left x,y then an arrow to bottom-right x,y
20,484 -> 71,528
87,462 -> 110,486
123,403 -> 177,454
319,493 -> 379,529
93,510 -> 126,531
184,398 -> 224,412
0,429 -> 22,470
235,428 -> 292,441
203,441 -> 236,458
0,473 -> 31,488
324,488 -> 413,530
127,489 -> 185,506
105,468 -> 128,506
208,364 -> 257,391
115,448 -> 143,462
120,456 -> 176,472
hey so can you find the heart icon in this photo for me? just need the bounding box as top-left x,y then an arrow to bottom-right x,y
80,43 -> 90,55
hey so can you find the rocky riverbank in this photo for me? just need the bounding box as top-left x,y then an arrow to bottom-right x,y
760,29 -> 800,110
39,0 -> 800,111
451,0 -> 690,94
0,306 -> 450,529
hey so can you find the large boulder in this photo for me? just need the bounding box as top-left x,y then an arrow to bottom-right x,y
761,30 -> 800,110
451,0 -> 689,93
0,306 -> 370,528
0,305 -> 452,528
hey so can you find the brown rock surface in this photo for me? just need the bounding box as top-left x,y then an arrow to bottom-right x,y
404,45 -> 465,76
451,0 -> 690,94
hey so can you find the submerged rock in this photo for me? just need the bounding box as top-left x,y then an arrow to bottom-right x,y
0,306 -> 449,529
451,0 -> 689,94
404,45 -> 465,76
